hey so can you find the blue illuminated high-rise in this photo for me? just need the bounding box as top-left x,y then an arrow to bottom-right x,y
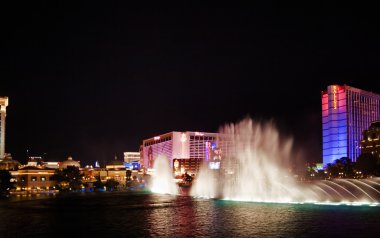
322,85 -> 380,167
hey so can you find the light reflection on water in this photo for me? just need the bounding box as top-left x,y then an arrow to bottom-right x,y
0,193 -> 380,237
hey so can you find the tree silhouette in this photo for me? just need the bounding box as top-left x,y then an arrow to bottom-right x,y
105,179 -> 119,191
355,153 -> 377,176
52,166 -> 83,191
325,157 -> 355,178
93,177 -> 105,191
0,170 -> 15,197
126,170 -> 132,182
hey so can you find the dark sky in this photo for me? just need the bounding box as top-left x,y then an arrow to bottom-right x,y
1,3 -> 380,165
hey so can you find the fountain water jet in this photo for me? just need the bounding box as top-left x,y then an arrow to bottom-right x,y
190,164 -> 218,198
191,118 -> 380,205
192,118 -> 308,202
150,155 -> 178,195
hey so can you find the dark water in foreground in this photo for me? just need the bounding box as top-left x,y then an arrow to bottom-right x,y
1,192 -> 380,237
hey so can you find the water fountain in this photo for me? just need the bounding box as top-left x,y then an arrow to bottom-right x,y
150,155 -> 178,195
191,118 -> 380,205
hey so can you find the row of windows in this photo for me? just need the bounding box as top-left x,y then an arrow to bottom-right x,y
322,138 -> 347,142
323,150 -> 347,155
19,176 -> 52,182
189,136 -> 216,141
322,117 -> 347,122
144,136 -> 172,146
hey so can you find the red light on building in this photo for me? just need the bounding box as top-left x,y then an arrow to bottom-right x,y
333,85 -> 338,109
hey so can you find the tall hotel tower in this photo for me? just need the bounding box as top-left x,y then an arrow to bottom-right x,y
0,97 -> 8,159
322,85 -> 380,166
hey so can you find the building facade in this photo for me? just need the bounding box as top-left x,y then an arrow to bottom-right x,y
141,131 -> 223,175
124,152 -> 140,163
361,120 -> 380,160
10,166 -> 56,192
322,85 -> 380,166
0,96 -> 8,159
59,156 -> 81,169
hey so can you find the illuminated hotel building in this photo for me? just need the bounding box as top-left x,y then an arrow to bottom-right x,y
322,85 -> 380,166
0,97 -> 8,160
141,131 -> 220,174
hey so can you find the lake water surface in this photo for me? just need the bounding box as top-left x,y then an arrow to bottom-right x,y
1,192 -> 379,237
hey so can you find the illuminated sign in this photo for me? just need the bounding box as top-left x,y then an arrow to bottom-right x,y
316,163 -> 323,171
132,162 -> 140,170
211,142 -> 216,151
209,161 -> 220,170
333,86 -> 338,109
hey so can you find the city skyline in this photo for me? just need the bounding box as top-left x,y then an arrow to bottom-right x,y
1,5 -> 380,165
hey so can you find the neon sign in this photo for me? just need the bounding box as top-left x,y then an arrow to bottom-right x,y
333,86 -> 337,109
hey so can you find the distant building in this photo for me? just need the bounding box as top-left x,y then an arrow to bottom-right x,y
43,161 -> 60,169
361,120 -> 380,160
59,156 -> 81,169
10,166 -> 56,192
103,157 -> 127,185
0,154 -> 20,170
124,152 -> 140,163
106,156 -> 125,170
123,152 -> 140,171
0,96 -> 8,159
22,156 -> 59,169
322,85 -> 380,166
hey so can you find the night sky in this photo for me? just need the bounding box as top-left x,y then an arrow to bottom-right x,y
1,4 -> 380,166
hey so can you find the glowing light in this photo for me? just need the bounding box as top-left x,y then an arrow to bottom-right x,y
333,85 -> 338,109
174,159 -> 179,169
154,136 -> 160,140
195,132 -> 204,136
180,133 -> 187,143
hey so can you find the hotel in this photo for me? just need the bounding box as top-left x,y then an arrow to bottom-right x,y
322,85 -> 380,166
141,131 -> 223,175
0,96 -> 8,159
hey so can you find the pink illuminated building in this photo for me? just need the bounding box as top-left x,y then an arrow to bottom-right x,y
140,131 -> 222,174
